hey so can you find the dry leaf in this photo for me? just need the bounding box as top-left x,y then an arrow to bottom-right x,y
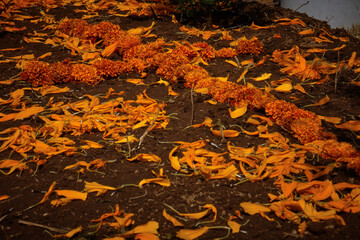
127,153 -> 161,162
138,177 -> 171,187
275,83 -> 292,92
176,227 -> 209,240
168,86 -> 179,96
0,195 -> 9,201
126,78 -> 144,85
298,29 -> 315,35
54,226 -> 82,238
210,128 -> 240,138
122,221 -> 159,236
240,202 -> 271,215
39,181 -> 56,204
102,41 -> 118,57
252,73 -> 271,81
309,95 -> 330,107
229,105 -> 247,118
293,84 -> 306,94
84,181 -> 116,196
227,219 -> 241,233
318,115 -> 341,124
162,209 -> 184,226
335,120 -> 360,131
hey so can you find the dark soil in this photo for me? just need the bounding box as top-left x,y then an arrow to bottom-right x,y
0,1 -> 360,240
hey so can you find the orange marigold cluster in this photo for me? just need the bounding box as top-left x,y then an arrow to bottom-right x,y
123,38 -> 165,62
321,140 -> 358,159
57,18 -> 89,37
57,18 -> 141,55
92,59 -> 124,77
71,64 -> 102,85
51,60 -> 73,83
265,100 -> 316,128
85,21 -> 121,41
126,58 -> 148,73
290,117 -> 324,144
236,36 -> 264,55
215,47 -> 237,58
21,60 -> 104,86
131,1 -> 178,17
172,44 -> 198,61
20,61 -> 54,86
156,53 -> 191,81
183,66 -> 210,88
192,42 -> 215,61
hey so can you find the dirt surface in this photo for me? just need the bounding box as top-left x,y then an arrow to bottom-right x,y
0,1 -> 360,240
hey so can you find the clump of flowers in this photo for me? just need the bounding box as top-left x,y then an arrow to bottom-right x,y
57,18 -> 89,37
172,44 -> 198,61
321,140 -> 358,159
272,46 -> 338,81
236,36 -> 264,55
290,117 -> 323,144
182,66 -> 210,88
20,61 -> 54,86
192,42 -> 215,61
123,38 -> 165,62
71,64 -> 102,85
156,53 -> 191,81
265,100 -> 317,128
105,32 -> 142,54
50,59 -> 73,83
215,47 -> 237,58
125,58 -> 148,73
85,21 -> 121,42
92,59 -> 125,77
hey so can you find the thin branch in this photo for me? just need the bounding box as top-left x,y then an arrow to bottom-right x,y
295,1 -> 309,11
137,107 -> 160,148
190,86 -> 194,125
18,219 -> 69,234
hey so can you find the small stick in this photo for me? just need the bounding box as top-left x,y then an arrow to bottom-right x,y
137,107 -> 160,148
334,51 -> 341,93
295,1 -> 309,11
190,86 -> 194,125
18,219 -> 69,234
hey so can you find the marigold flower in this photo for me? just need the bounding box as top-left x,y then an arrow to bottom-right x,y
321,140 -> 358,159
92,59 -> 124,77
50,59 -> 73,83
156,53 -> 190,81
172,45 -> 198,61
125,58 -> 148,73
215,47 -> 237,58
236,36 -> 264,55
20,61 -> 54,86
265,100 -> 317,128
103,30 -> 141,54
85,21 -> 121,41
57,18 -> 89,37
192,42 -> 215,61
183,67 -> 210,88
290,117 -> 323,144
71,64 -> 102,85
123,38 -> 165,62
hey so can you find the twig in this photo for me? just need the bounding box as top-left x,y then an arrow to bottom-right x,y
129,189 -> 147,200
18,219 -> 69,234
126,134 -> 132,157
137,107 -> 160,149
190,86 -> 194,125
334,52 -> 341,93
295,1 -> 309,11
